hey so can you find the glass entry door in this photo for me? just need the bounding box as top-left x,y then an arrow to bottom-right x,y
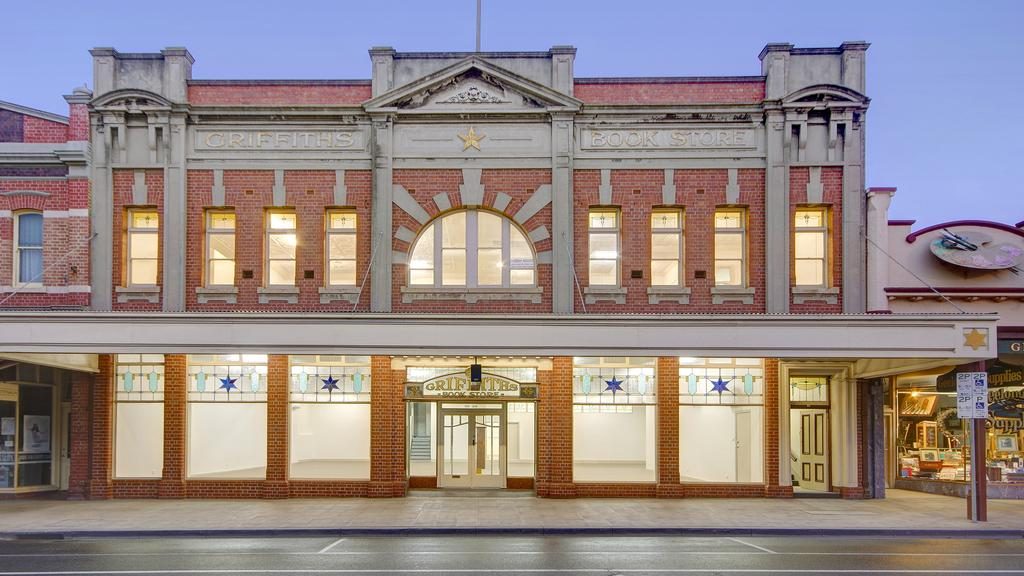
438,404 -> 505,489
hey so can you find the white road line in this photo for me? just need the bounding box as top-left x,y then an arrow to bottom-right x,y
317,538 -> 346,554
727,537 -> 777,554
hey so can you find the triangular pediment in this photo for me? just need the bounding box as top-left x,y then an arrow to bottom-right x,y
364,57 -> 581,114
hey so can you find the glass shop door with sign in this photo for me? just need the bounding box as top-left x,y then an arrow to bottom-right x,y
437,403 -> 505,489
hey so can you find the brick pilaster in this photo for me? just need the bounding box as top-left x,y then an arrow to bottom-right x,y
67,371 -> 92,499
536,356 -> 575,498
159,355 -> 186,498
656,356 -> 683,498
262,355 -> 290,498
763,358 -> 792,497
88,354 -> 114,499
368,356 -> 405,497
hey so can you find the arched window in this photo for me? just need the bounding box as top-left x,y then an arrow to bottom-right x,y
408,210 -> 535,288
15,211 -> 43,285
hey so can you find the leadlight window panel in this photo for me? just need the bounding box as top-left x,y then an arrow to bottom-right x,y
678,358 -> 764,406
15,211 -> 43,285
790,375 -> 829,404
187,354 -> 268,402
127,209 -> 159,286
115,354 -> 165,402
572,357 -> 656,406
290,355 -> 372,403
266,211 -> 297,286
651,209 -> 684,286
794,208 -> 828,287
327,211 -> 357,286
713,210 -> 745,287
407,210 -> 536,288
205,211 -> 236,287
588,209 -> 619,286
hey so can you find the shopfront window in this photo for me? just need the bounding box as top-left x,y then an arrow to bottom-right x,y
114,354 -> 164,478
679,357 -> 764,483
289,355 -> 371,479
573,357 -> 657,482
16,385 -> 54,487
508,402 -> 536,478
187,355 -> 268,479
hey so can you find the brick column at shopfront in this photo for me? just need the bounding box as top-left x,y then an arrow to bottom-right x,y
657,356 -> 683,497
88,354 -> 114,499
763,358 -> 792,497
158,354 -> 187,498
263,355 -> 290,499
536,356 -> 575,498
368,356 -> 405,497
67,370 -> 92,499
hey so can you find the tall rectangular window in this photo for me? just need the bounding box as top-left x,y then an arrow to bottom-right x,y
588,209 -> 619,286
794,208 -> 828,287
205,211 -> 236,287
651,209 -> 683,286
326,211 -> 357,286
114,354 -> 164,479
127,209 -> 159,286
266,211 -> 296,286
713,210 -> 745,287
441,211 -> 467,286
15,212 -> 43,285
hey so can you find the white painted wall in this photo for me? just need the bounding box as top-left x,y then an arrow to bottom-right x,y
114,403 -> 163,478
679,406 -> 763,483
187,403 -> 267,478
289,403 -> 370,463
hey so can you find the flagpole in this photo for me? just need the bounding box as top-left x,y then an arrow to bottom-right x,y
475,0 -> 481,52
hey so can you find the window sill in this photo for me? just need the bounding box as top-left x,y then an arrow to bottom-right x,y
2,283 -> 45,293
647,286 -> 691,305
792,286 -> 839,304
196,286 -> 239,304
115,285 -> 160,303
584,285 -> 627,305
401,285 -> 543,304
319,286 -> 360,304
257,286 -> 299,304
710,286 -> 755,305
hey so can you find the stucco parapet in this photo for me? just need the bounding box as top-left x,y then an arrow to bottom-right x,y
400,285 -> 543,305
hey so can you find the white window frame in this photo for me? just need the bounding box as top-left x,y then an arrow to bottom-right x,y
126,208 -> 159,287
205,210 -> 235,287
650,208 -> 684,287
794,208 -> 829,288
13,210 -> 43,286
265,210 -> 297,288
408,210 -> 536,288
713,209 -> 746,287
588,208 -> 620,287
326,210 -> 358,287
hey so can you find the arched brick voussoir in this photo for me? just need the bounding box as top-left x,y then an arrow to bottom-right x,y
510,184 -> 552,228
1,190 -> 50,211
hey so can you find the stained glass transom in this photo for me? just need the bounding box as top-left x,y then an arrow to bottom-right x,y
678,358 -> 764,405
187,354 -> 268,402
290,356 -> 371,403
115,354 -> 165,402
573,358 -> 656,406
790,376 -> 829,404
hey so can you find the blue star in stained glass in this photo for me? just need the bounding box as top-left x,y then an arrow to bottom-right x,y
604,377 -> 624,396
218,376 -> 238,392
709,377 -> 732,395
321,375 -> 340,393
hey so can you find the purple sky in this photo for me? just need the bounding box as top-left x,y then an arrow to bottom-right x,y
3,0 -> 1021,225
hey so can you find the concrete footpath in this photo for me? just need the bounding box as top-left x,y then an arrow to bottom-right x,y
1,489 -> 1022,539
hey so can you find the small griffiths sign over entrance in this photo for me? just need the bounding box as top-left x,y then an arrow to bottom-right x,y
422,372 -> 521,398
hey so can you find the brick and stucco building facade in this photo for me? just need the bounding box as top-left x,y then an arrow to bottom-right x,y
0,43 -> 1001,500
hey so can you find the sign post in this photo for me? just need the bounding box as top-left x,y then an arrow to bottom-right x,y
956,371 -> 988,522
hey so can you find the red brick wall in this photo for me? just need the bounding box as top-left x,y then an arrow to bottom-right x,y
159,355 -> 186,498
68,371 -> 92,499
656,357 -> 683,497
574,81 -> 765,105
187,84 -> 371,106
789,166 -> 844,313
22,115 -> 68,143
111,169 -> 164,311
573,169 -> 766,313
535,357 -> 575,497
67,103 -> 89,141
763,358 -> 792,497
184,169 -> 372,311
0,177 -> 89,308
88,355 -> 114,499
368,358 -> 406,497
391,169 -> 553,313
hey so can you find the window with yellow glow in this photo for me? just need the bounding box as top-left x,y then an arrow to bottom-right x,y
588,209 -> 619,286
266,211 -> 297,286
127,209 -> 159,286
205,211 -> 235,286
326,211 -> 357,286
794,209 -> 828,287
713,210 -> 745,287
651,209 -> 684,286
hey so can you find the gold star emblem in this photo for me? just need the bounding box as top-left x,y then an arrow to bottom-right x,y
963,328 -> 988,350
457,126 -> 485,151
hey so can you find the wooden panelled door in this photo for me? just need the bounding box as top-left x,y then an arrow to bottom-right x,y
798,409 -> 829,491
